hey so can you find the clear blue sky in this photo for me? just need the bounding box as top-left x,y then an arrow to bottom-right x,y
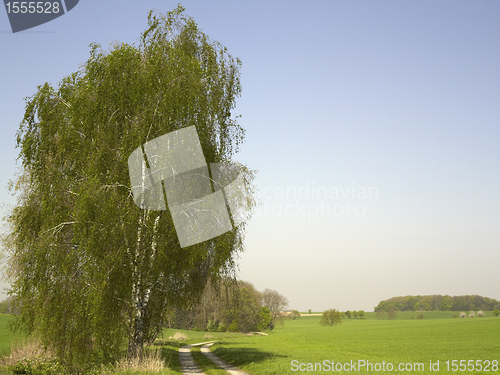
1,1 -> 499,312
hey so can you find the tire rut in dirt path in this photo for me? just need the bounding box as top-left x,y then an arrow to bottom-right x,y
179,341 -> 215,375
201,343 -> 249,375
179,341 -> 249,375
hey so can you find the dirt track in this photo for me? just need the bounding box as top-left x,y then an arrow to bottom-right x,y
180,341 -> 249,375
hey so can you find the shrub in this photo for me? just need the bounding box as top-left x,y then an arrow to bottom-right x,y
358,310 -> 365,319
493,309 -> 500,317
477,310 -> 484,317
257,306 -> 273,331
376,311 -> 386,320
417,312 -> 425,319
217,322 -> 227,332
451,313 -> 459,318
4,339 -> 65,375
387,309 -> 398,320
289,310 -> 301,320
469,311 -> 475,318
206,319 -> 217,332
460,312 -> 466,318
410,313 -> 415,320
229,319 -> 239,332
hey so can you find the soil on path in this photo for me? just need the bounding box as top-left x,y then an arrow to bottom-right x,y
179,341 -> 249,375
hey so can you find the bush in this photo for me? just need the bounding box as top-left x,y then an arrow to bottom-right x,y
229,319 -> 239,332
387,309 -> 398,320
206,319 -> 217,332
410,313 -> 415,320
451,313 -> 459,318
289,310 -> 301,320
217,322 -> 227,332
460,312 -> 466,318
358,310 -> 365,319
416,312 -> 425,319
477,310 -> 484,317
9,358 -> 65,375
493,309 -> 500,317
469,311 -> 475,318
257,306 -> 273,331
375,311 -> 386,320
320,309 -> 342,326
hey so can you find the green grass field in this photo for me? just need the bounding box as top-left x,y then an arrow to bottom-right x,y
0,315 -> 24,358
208,313 -> 500,374
1,312 -> 499,374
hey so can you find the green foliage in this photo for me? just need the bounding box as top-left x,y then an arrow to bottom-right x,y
168,279 -> 286,333
4,4 -> 256,371
229,320 -> 239,332
344,310 -> 351,319
206,319 -> 217,332
375,295 -> 500,312
494,309 -> 500,317
319,309 -> 342,326
9,358 -> 65,375
307,309 -> 311,314
387,309 -> 398,320
217,322 -> 227,332
417,312 -> 425,319
358,310 -> 365,319
289,310 -> 301,320
257,307 -> 272,331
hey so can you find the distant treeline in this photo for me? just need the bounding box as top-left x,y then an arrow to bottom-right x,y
375,295 -> 500,312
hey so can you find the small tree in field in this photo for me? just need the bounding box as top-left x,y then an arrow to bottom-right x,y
494,309 -> 500,317
358,310 -> 365,319
352,310 -> 358,319
320,309 -> 342,326
477,310 -> 484,317
345,310 -> 352,319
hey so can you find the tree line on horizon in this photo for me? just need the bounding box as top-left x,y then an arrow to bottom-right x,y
374,294 -> 500,312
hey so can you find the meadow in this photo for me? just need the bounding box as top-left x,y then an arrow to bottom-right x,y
208,312 -> 500,374
0,312 -> 499,374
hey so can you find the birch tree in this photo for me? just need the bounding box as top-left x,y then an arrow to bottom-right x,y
3,5 -> 256,371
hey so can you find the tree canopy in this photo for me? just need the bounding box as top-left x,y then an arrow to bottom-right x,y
374,295 -> 500,312
2,5 -> 256,371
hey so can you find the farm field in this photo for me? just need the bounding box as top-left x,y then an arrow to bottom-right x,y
209,313 -> 500,374
1,312 -> 499,374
